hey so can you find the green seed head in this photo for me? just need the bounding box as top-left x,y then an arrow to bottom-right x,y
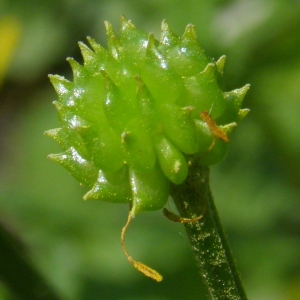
46,16 -> 249,215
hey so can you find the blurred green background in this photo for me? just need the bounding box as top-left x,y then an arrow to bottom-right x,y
0,0 -> 300,299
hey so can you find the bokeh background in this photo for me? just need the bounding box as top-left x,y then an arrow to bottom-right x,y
0,0 -> 300,299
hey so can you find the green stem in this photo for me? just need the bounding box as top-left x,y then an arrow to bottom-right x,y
170,164 -> 247,300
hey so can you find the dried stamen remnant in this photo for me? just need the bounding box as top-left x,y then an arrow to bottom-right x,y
163,207 -> 202,224
121,210 -> 163,282
200,111 -> 229,143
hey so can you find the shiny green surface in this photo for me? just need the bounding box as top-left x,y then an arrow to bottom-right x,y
46,17 -> 248,214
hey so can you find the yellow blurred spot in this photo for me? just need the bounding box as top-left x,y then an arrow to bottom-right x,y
0,16 -> 21,86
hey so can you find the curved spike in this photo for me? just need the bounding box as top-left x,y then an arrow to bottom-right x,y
46,126 -> 90,159
160,19 -> 179,47
86,36 -> 102,54
143,37 -> 182,103
238,108 -> 250,121
181,62 -> 225,118
66,57 -> 85,82
181,24 -> 198,43
146,33 -> 157,54
44,127 -> 61,139
53,101 -> 90,130
53,100 -> 63,110
104,20 -> 117,37
66,57 -> 81,71
146,33 -> 165,65
48,147 -> 98,187
78,42 -> 97,65
165,28 -> 208,77
179,24 -> 205,60
49,75 -> 72,97
120,15 -> 136,32
53,101 -> 73,125
236,84 -> 250,105
86,37 -> 116,72
119,15 -> 149,62
216,55 -> 226,75
44,128 -> 71,150
219,122 -> 237,135
225,84 -> 250,110
83,167 -> 131,203
216,84 -> 250,124
202,62 -> 215,75
105,21 -> 120,60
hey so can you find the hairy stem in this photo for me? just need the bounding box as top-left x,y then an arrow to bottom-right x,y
170,164 -> 247,300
